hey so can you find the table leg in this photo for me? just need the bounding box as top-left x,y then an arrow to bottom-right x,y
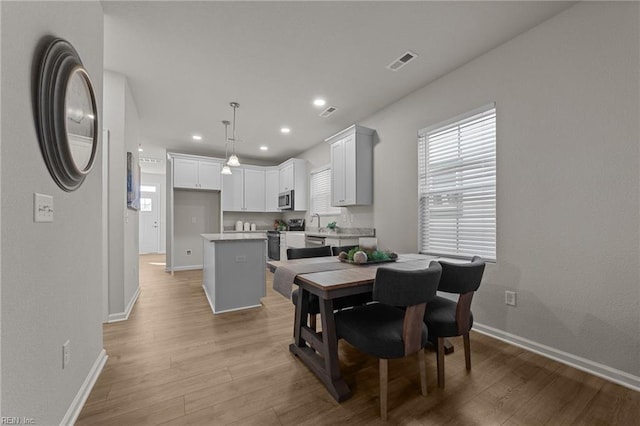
319,298 -> 351,401
289,291 -> 351,402
293,287 -> 310,347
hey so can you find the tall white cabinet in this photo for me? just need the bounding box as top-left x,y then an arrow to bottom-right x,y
326,125 -> 374,207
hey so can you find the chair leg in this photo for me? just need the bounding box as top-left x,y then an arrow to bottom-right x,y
437,337 -> 445,388
379,359 -> 388,421
309,314 -> 316,331
463,333 -> 471,371
418,349 -> 427,396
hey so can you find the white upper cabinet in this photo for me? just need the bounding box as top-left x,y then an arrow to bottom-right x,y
222,166 -> 266,212
197,161 -> 222,190
222,167 -> 244,211
265,167 -> 280,212
326,125 -> 374,206
174,158 -> 221,190
279,162 -> 294,193
243,167 -> 266,212
278,158 -> 307,211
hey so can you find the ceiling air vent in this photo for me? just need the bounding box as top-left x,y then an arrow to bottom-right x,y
386,50 -> 418,71
319,106 -> 337,118
139,157 -> 163,165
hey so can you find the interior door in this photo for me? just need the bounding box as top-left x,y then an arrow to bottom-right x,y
139,185 -> 160,253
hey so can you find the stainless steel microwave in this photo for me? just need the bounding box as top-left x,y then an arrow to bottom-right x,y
278,190 -> 294,210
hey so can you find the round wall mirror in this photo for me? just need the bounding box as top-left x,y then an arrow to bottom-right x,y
36,38 -> 98,191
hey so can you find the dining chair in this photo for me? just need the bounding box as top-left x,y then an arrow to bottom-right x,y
287,246 -> 333,330
424,256 -> 486,388
330,245 -> 358,256
335,262 -> 442,420
287,245 -> 373,330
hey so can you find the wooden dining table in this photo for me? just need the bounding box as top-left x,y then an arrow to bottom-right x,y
267,253 -> 440,402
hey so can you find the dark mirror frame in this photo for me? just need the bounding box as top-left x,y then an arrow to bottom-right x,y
36,37 -> 99,192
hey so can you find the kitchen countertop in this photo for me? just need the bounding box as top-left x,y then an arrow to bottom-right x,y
201,233 -> 267,241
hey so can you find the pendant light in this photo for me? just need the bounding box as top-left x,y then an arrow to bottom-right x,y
227,101 -> 241,167
220,120 -> 232,175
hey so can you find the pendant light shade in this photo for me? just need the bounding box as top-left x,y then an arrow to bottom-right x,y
226,154 -> 240,167
221,164 -> 232,175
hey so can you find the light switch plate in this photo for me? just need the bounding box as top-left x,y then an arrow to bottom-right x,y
34,193 -> 54,222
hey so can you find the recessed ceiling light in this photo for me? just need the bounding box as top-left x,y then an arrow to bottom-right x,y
192,134 -> 202,141
313,98 -> 326,107
260,146 -> 269,151
281,127 -> 291,134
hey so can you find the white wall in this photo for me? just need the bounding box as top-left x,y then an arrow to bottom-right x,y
0,1 -> 104,423
299,2 -> 640,383
173,190 -> 221,269
103,71 -> 140,319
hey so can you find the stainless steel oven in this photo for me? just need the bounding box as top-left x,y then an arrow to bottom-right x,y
278,190 -> 294,210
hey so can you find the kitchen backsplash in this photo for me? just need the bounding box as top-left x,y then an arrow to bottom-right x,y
222,212 -> 283,231
282,205 -> 374,229
222,205 -> 374,232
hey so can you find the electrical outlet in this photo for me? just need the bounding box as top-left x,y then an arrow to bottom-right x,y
62,340 -> 70,369
186,249 -> 192,255
34,193 -> 54,222
505,291 -> 517,306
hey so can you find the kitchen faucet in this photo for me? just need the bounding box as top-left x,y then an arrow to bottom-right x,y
311,213 -> 321,228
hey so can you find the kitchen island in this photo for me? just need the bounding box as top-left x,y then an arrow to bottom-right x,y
201,233 -> 267,314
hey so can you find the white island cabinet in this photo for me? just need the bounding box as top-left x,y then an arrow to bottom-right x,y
201,233 -> 266,314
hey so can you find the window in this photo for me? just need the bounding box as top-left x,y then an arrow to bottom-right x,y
140,198 -> 152,212
309,166 -> 341,215
418,104 -> 496,261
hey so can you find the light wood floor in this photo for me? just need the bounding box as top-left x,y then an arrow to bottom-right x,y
77,254 -> 639,425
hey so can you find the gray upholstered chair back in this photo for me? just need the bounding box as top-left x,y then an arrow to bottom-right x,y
372,261 -> 442,307
437,256 -> 485,294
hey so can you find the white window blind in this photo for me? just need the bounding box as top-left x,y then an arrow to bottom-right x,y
418,104 -> 496,261
310,167 -> 341,215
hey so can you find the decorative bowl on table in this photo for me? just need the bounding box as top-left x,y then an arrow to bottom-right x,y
337,247 -> 398,265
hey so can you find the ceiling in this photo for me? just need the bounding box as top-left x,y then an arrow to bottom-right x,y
102,1 -> 574,165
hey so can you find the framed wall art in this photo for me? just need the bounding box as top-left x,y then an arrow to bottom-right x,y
127,152 -> 140,211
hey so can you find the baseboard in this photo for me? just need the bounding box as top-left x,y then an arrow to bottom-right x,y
203,284 -> 215,314
473,322 -> 640,392
60,349 -> 108,426
107,286 -> 140,323
167,265 -> 202,272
